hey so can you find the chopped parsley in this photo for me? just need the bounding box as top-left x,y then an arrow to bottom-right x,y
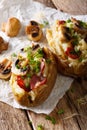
33,61 -> 41,73
57,109 -> 64,115
46,59 -> 51,64
16,64 -> 20,69
26,73 -> 32,78
70,49 -> 81,56
43,21 -> 49,26
28,121 -> 32,125
78,56 -> 83,62
45,115 -> 56,125
24,46 -> 32,52
79,20 -> 87,28
12,53 -> 17,57
37,124 -> 44,130
66,19 -> 71,23
72,40 -> 78,46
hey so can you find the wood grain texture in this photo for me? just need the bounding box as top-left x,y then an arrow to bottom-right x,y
0,1 -> 87,130
52,0 -> 87,15
0,102 -> 31,130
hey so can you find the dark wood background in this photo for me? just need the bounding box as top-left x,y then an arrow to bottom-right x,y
0,0 -> 87,130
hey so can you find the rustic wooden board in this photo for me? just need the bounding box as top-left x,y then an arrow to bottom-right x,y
0,102 -> 32,130
52,0 -> 87,15
0,1 -> 87,130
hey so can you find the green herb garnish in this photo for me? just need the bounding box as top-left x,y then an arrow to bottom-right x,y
33,61 -> 40,73
24,46 -> 32,52
28,121 -> 32,125
25,82 -> 29,88
70,87 -> 74,93
37,124 -> 44,130
46,59 -> 51,64
57,109 -> 64,115
43,21 -> 49,26
66,19 -> 71,23
16,64 -> 20,69
72,40 -> 78,46
12,53 -> 17,57
79,20 -> 87,28
78,56 -> 83,62
26,73 -> 32,78
45,115 -> 56,125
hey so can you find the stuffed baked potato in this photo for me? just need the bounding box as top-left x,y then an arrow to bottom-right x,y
10,44 -> 57,107
46,18 -> 87,77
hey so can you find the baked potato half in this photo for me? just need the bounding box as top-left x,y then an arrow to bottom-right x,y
46,18 -> 87,77
10,44 -> 57,107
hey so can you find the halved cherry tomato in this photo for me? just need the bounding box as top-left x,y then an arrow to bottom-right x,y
17,76 -> 30,92
65,47 -> 81,59
58,20 -> 65,25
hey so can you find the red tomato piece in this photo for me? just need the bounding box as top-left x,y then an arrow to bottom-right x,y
17,76 -> 30,92
58,20 -> 65,25
65,47 -> 80,59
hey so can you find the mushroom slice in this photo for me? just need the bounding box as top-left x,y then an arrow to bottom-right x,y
12,58 -> 29,76
0,58 -> 12,79
25,20 -> 43,42
71,17 -> 87,34
0,36 -> 9,53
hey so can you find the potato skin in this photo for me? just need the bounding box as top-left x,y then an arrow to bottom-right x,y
56,55 -> 87,78
10,48 -> 57,107
46,27 -> 87,78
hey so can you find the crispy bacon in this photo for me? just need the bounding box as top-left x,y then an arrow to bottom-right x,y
30,74 -> 47,90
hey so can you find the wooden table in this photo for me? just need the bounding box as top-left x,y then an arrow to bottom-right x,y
0,0 -> 87,130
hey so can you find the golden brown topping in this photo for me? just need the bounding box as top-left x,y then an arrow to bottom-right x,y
25,20 -> 43,42
0,58 -> 11,79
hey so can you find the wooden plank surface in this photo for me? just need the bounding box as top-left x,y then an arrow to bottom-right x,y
0,102 -> 32,130
52,0 -> 87,15
0,0 -> 87,130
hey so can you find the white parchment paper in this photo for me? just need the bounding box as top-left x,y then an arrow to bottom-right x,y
0,0 -> 86,114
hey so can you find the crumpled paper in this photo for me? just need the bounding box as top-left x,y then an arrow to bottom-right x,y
0,0 -> 87,114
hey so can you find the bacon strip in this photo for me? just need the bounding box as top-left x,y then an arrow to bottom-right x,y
30,74 -> 47,90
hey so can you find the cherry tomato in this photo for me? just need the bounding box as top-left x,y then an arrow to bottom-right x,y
58,20 -> 65,25
17,76 -> 30,92
65,47 -> 80,59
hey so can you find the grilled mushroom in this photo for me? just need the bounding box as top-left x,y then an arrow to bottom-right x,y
25,20 -> 43,42
0,58 -> 11,79
71,17 -> 87,34
12,58 -> 29,76
58,26 -> 72,42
